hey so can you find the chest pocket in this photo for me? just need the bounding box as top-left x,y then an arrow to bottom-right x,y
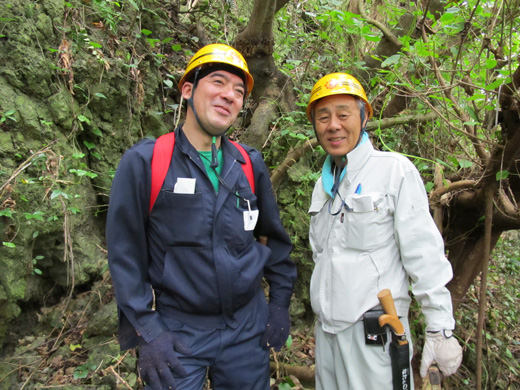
222,186 -> 257,252
152,190 -> 206,246
342,192 -> 390,251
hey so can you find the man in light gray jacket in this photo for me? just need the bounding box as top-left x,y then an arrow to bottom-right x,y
306,72 -> 463,389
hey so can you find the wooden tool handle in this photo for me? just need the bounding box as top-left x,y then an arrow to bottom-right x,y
377,289 -> 406,339
377,289 -> 398,318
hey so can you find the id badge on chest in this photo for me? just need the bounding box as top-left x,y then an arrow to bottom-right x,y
243,199 -> 259,231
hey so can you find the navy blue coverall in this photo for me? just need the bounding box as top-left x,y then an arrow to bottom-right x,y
106,127 -> 296,389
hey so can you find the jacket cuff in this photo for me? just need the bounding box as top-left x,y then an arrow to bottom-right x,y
268,293 -> 292,309
136,317 -> 170,345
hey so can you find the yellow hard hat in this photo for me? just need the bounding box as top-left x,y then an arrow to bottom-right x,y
306,73 -> 373,121
178,43 -> 254,97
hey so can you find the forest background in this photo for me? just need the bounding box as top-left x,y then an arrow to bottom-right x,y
0,0 -> 519,389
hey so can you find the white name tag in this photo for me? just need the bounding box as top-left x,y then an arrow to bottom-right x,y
243,199 -> 258,231
174,178 -> 196,194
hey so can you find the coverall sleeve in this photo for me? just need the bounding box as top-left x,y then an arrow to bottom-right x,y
106,144 -> 169,349
250,150 -> 297,308
393,165 -> 456,331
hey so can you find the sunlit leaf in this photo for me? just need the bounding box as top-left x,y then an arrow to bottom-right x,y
496,170 -> 509,180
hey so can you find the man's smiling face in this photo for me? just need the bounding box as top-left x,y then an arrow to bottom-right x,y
183,69 -> 245,136
314,94 -> 366,165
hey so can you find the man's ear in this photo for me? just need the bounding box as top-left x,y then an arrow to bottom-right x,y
181,82 -> 193,100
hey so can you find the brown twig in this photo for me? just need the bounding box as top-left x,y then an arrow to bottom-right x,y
107,365 -> 133,390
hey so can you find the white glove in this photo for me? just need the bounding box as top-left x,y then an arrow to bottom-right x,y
420,330 -> 463,377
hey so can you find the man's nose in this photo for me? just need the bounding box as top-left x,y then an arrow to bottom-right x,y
220,84 -> 236,101
328,115 -> 341,131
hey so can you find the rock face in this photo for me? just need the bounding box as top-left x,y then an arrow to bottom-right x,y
0,0 -> 175,350
0,1 -> 187,385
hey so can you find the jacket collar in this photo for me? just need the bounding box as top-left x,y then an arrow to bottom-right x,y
321,132 -> 373,197
176,125 -> 246,165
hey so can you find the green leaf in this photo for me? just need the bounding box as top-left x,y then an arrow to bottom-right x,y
95,92 -> 107,99
147,38 -> 160,46
467,93 -> 486,102
127,0 -> 140,10
446,155 -> 459,168
24,211 -> 45,221
51,190 -> 69,199
496,170 -> 509,180
285,334 -> 293,348
164,80 -> 174,89
70,169 -> 98,178
365,35 -> 381,42
141,29 -> 153,36
0,209 -> 15,218
73,367 -> 88,379
3,242 -> 16,248
89,41 -> 103,49
416,162 -> 429,172
70,344 -> 82,351
486,59 -> 497,69
77,115 -> 90,124
91,127 -> 102,136
83,140 -> 96,150
439,13 -> 455,23
458,159 -> 473,168
485,79 -> 505,91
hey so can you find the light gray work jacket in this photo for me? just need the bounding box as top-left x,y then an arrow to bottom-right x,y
309,140 -> 455,334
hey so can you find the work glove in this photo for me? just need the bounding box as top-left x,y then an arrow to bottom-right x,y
420,330 -> 463,378
260,303 -> 290,352
138,331 -> 192,389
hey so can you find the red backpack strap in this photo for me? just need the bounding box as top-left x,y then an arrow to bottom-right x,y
150,132 -> 175,213
229,140 -> 255,194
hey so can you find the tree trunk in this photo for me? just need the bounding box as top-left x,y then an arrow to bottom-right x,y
233,0 -> 296,150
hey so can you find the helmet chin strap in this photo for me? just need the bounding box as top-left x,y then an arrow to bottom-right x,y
354,104 -> 367,148
187,67 -> 228,168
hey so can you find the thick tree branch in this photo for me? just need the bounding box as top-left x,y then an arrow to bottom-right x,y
235,0 -> 276,55
476,184 -> 494,390
271,139 -> 318,188
357,0 -> 402,50
497,188 -> 520,220
367,111 -> 439,130
430,180 -> 477,202
275,0 -> 290,14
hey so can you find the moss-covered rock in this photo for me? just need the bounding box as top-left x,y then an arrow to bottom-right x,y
0,0 -> 170,350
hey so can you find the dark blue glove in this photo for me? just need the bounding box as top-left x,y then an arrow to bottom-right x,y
138,331 -> 191,389
260,303 -> 290,352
